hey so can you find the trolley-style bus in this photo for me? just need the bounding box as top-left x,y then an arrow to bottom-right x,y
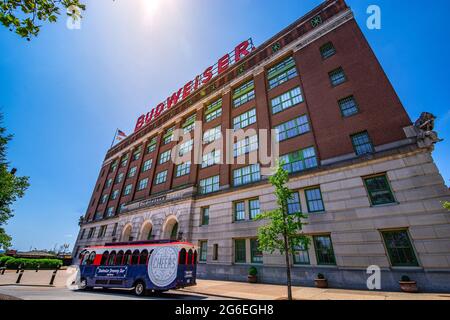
77,240 -> 197,296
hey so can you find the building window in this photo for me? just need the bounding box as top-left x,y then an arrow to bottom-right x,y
249,199 -> 260,220
111,223 -> 118,237
123,184 -> 132,196
267,56 -> 298,90
251,239 -> 263,264
314,235 -> 336,265
293,244 -> 310,265
182,114 -> 196,134
178,140 -> 193,156
100,194 -> 108,204
233,164 -> 261,187
381,230 -> 419,267
202,150 -> 221,168
213,244 -> 219,261
128,166 -> 137,178
234,201 -> 246,221
115,173 -> 124,184
137,178 -> 149,191
203,125 -> 221,144
364,174 -> 396,206
163,127 -> 174,145
234,135 -> 258,157
105,178 -> 113,188
329,67 -> 347,86
233,80 -> 255,108
305,187 -> 325,213
234,239 -> 246,263
147,137 -> 157,153
201,207 -> 209,226
351,131 -> 374,155
111,190 -> 119,200
155,171 -> 168,185
120,155 -> 128,167
280,147 -> 318,174
98,225 -> 107,238
79,229 -> 85,239
175,162 -> 191,177
271,87 -> 303,114
320,42 -> 336,59
132,149 -> 141,161
338,96 -> 359,117
142,159 -> 153,172
275,115 -> 310,142
205,98 -> 222,122
159,150 -> 171,164
199,175 -> 220,195
199,241 -> 207,262
287,192 -> 301,215
87,227 -> 96,239
110,161 -> 118,173
106,207 -> 115,217
233,108 -> 257,130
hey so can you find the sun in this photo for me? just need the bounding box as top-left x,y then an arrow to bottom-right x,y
141,0 -> 162,17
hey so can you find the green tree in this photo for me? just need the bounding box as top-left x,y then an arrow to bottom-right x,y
0,114 -> 30,249
255,163 -> 309,300
0,0 -> 85,40
444,202 -> 450,211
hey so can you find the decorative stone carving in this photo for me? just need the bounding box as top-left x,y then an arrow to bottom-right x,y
414,112 -> 443,148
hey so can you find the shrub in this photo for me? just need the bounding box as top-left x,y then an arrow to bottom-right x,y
0,256 -> 14,267
401,275 -> 411,282
248,266 -> 258,276
317,273 -> 325,280
0,257 -> 62,269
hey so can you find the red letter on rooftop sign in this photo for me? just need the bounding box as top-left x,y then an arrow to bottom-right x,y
167,88 -> 183,109
202,66 -> 213,85
235,40 -> 250,63
182,81 -> 193,100
135,115 -> 145,132
218,54 -> 230,75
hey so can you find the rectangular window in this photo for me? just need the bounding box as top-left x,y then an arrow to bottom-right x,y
120,155 -> 128,167
106,178 -> 113,188
128,166 -> 137,178
80,229 -> 85,239
267,56 -> 298,89
364,174 -> 396,206
233,108 -> 257,130
132,149 -> 141,161
111,190 -> 119,200
320,42 -> 336,59
381,230 -> 419,267
138,178 -> 149,191
287,192 -> 301,215
202,150 -> 221,168
233,80 -> 255,108
293,244 -> 310,265
203,125 -> 222,144
199,241 -> 208,262
251,239 -> 263,264
178,140 -> 193,156
271,87 -> 303,114
234,239 -> 246,263
110,161 -> 118,173
275,115 -> 310,141
142,159 -> 153,172
111,223 -> 118,237
101,194 -> 108,204
123,184 -> 132,196
351,131 -> 374,155
280,147 -> 318,174
201,207 -> 209,226
87,227 -> 96,239
199,175 -> 220,194
115,173 -> 124,184
147,137 -> 157,153
182,114 -> 196,134
234,201 -> 246,221
234,135 -> 258,157
175,162 -> 191,177
233,164 -> 261,187
305,187 -> 325,213
106,207 -> 115,217
159,150 -> 171,164
249,199 -> 260,220
339,96 -> 359,117
163,127 -> 174,145
213,244 -> 219,261
314,235 -> 336,265
205,99 -> 222,122
155,171 -> 168,185
329,67 -> 347,86
98,225 -> 107,238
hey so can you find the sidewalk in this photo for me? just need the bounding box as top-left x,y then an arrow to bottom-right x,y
180,279 -> 450,300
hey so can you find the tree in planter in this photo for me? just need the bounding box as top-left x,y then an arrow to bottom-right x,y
255,163 -> 310,300
0,114 -> 30,250
444,202 -> 450,211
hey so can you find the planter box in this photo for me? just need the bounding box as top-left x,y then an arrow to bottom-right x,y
248,275 -> 257,283
399,281 -> 418,293
314,279 -> 328,288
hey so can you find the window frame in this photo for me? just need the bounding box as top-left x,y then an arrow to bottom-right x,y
381,229 -> 419,267
305,187 -> 325,213
363,174 -> 396,206
313,235 -> 336,266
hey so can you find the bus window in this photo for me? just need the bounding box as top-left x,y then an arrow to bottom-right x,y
80,252 -> 88,265
193,250 -> 198,265
108,251 -> 117,266
116,251 -> 124,265
100,251 -> 109,265
131,250 -> 140,265
86,251 -> 96,266
187,249 -> 193,265
123,250 -> 132,265
139,250 -> 148,265
179,249 -> 186,265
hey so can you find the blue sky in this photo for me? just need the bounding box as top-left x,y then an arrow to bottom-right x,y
0,0 -> 449,252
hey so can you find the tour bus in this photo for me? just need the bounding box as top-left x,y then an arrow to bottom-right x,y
78,240 -> 198,296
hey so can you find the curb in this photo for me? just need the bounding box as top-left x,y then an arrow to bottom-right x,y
178,289 -> 250,300
0,293 -> 22,301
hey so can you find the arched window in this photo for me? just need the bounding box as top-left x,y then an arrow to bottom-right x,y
140,250 -> 149,265
87,251 -> 96,266
193,250 -> 198,265
108,251 -> 117,266
101,251 -> 109,265
80,251 -> 88,265
170,222 -> 179,240
116,251 -> 124,266
123,250 -> 132,265
179,249 -> 186,265
187,249 -> 193,265
131,250 -> 140,265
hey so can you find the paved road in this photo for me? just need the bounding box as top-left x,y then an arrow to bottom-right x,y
0,285 -> 231,300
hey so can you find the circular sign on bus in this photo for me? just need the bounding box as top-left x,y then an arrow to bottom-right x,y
148,246 -> 178,288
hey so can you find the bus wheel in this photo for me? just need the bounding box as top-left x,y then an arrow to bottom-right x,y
79,278 -> 88,290
134,281 -> 146,297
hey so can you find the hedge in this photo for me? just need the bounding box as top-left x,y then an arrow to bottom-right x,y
0,256 -> 62,269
